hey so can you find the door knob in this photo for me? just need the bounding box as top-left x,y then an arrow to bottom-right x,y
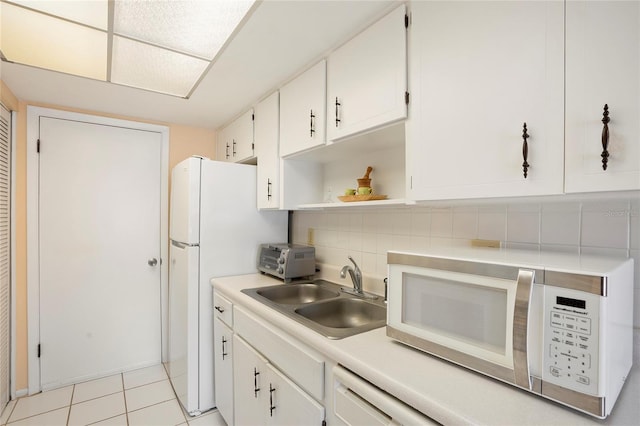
148,258 -> 158,267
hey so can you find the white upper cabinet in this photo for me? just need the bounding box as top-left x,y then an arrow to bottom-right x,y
218,109 -> 255,163
279,60 -> 327,158
326,4 -> 407,142
564,1 -> 640,193
407,1 -> 565,201
255,92 -> 281,209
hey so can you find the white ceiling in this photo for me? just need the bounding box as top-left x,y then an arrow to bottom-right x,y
1,0 -> 398,130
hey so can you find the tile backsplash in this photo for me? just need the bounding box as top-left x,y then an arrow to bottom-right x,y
291,196 -> 640,331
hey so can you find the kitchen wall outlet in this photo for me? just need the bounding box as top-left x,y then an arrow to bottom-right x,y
471,239 -> 501,248
307,228 -> 315,246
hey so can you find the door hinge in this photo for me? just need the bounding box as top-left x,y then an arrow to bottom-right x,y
252,113 -> 255,121
37,139 -> 40,153
252,143 -> 255,151
405,13 -> 409,29
405,91 -> 410,105
37,344 -> 41,358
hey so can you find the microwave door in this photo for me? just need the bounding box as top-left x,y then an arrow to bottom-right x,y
386,260 -> 538,388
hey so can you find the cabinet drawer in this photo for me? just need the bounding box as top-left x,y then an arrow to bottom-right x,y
335,385 -> 391,426
234,305 -> 325,401
213,292 -> 233,327
333,366 -> 437,425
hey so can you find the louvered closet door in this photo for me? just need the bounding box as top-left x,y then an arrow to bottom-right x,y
0,105 -> 12,409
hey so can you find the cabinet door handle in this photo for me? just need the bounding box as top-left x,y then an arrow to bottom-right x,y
253,368 -> 260,397
335,97 -> 341,127
601,104 -> 610,170
310,109 -> 315,137
522,122 -> 530,179
267,178 -> 272,200
214,306 -> 224,313
269,384 -> 276,416
221,336 -> 228,360
232,139 -> 237,157
225,143 -> 230,159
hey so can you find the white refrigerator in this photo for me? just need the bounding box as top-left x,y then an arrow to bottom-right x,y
168,157 -> 288,415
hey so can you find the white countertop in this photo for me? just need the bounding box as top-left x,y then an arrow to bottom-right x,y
212,273 -> 640,426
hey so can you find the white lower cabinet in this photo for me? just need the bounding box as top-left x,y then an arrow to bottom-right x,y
233,334 -> 324,426
227,305 -> 326,425
213,317 -> 234,425
213,292 -> 234,424
233,334 -> 269,426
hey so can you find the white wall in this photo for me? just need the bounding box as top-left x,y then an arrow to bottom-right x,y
291,195 -> 640,359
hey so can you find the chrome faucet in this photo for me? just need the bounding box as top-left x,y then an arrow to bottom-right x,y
340,256 -> 363,294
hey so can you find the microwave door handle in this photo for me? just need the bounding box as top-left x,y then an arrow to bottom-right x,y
513,269 -> 535,390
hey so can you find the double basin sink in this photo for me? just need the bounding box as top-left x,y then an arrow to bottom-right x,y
241,279 -> 387,339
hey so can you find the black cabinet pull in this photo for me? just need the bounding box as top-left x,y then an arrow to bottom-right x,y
267,179 -> 272,200
214,306 -> 224,313
310,109 -> 315,137
269,384 -> 276,416
232,139 -> 237,157
522,122 -> 530,179
335,97 -> 341,127
601,104 -> 610,170
225,143 -> 230,159
221,336 -> 228,360
253,368 -> 260,397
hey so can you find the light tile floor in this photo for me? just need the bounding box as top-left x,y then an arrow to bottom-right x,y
0,365 -> 227,426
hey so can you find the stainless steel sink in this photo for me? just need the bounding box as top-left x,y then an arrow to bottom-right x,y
295,298 -> 386,328
256,283 -> 340,304
242,279 -> 386,339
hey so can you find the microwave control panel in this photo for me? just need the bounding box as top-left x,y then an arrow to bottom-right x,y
542,285 -> 601,396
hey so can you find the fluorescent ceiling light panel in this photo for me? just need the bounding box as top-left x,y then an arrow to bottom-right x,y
1,2 -> 107,80
0,0 -> 256,97
111,36 -> 209,97
114,0 -> 255,59
9,0 -> 108,29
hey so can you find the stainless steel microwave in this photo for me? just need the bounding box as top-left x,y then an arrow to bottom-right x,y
386,249 -> 634,418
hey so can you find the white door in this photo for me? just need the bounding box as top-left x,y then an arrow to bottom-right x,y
233,335 -> 269,426
564,0 -> 640,193
326,4 -> 407,142
407,0 -> 564,201
38,117 -> 162,389
255,91 -> 280,209
213,317 -> 233,425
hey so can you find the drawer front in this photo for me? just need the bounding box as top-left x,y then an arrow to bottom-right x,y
234,305 -> 325,401
213,292 -> 233,327
333,366 -> 438,425
335,385 -> 391,426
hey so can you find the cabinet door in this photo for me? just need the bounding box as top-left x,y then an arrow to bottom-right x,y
233,335 -> 268,426
223,109 -> 255,163
565,1 -> 640,193
216,127 -> 232,162
327,4 -> 407,142
280,60 -> 327,157
408,1 -> 564,201
265,364 -> 325,426
255,92 -> 281,209
213,317 -> 233,425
